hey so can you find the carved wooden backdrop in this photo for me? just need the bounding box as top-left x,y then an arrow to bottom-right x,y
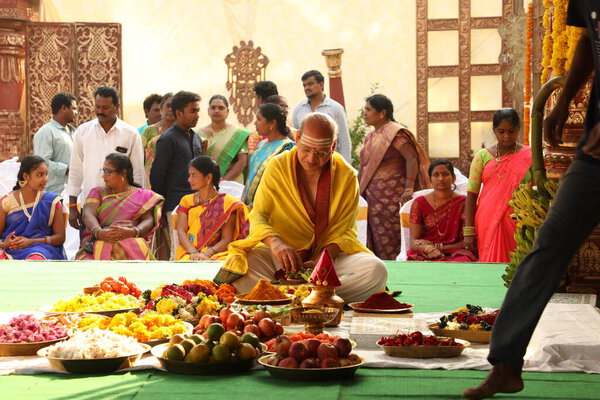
416,0 -> 515,173
225,40 -> 269,127
26,22 -> 122,152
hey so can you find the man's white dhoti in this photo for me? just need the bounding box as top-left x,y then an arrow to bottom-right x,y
233,245 -> 388,303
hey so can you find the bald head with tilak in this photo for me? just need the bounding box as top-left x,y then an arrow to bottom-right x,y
295,112 -> 338,173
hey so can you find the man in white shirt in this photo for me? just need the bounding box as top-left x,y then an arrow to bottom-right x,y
67,86 -> 144,229
33,92 -> 77,195
291,70 -> 351,163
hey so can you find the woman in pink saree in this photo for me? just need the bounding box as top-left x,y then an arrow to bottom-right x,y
76,153 -> 164,260
408,159 -> 477,262
358,94 -> 430,260
464,108 -> 532,263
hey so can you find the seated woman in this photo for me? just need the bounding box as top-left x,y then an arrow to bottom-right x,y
408,159 -> 477,262
0,156 -> 66,260
76,153 -> 164,260
176,156 -> 249,261
199,95 -> 250,184
243,103 -> 295,206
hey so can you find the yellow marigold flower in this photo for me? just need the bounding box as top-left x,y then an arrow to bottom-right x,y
112,326 -> 132,336
468,324 -> 482,331
196,297 -> 220,317
156,298 -> 178,315
170,323 -> 186,334
150,287 -> 163,300
108,314 -> 126,328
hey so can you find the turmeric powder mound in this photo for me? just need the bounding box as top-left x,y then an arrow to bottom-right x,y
241,279 -> 288,300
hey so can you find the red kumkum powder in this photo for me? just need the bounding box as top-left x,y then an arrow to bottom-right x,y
360,292 -> 410,310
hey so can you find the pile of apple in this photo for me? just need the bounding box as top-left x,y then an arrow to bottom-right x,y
262,335 -> 362,369
194,305 -> 284,341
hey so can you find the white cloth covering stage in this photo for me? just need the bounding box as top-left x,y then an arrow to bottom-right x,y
1,303 -> 598,375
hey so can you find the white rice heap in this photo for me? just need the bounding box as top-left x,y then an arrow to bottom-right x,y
45,328 -> 144,359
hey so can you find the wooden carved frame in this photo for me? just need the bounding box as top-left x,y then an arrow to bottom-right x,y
25,22 -> 122,153
416,0 -> 514,172
224,40 -> 269,127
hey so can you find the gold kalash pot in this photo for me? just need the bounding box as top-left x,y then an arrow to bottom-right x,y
531,76 -> 600,294
301,286 -> 344,327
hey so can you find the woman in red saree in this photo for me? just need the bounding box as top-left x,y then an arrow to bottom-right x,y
408,159 -> 477,262
464,108 -> 532,263
358,94 -> 430,260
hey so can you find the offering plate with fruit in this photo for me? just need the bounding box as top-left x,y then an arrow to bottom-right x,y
428,304 -> 498,343
152,323 -> 266,375
259,334 -> 363,380
377,331 -> 469,358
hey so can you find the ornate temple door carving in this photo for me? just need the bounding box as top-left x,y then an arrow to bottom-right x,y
416,0 -> 516,173
25,22 -> 122,152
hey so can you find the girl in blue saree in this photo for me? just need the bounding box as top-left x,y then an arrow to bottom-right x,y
0,156 -> 66,260
243,103 -> 295,206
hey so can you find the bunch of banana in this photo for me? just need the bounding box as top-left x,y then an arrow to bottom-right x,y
503,179 -> 559,286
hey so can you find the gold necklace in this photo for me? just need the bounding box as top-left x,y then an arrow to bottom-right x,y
19,190 -> 42,221
111,186 -> 132,198
494,144 -> 518,179
495,143 -> 517,162
432,192 -> 451,238
195,191 -> 218,205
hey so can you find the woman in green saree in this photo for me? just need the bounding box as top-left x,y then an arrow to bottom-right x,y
199,95 -> 250,184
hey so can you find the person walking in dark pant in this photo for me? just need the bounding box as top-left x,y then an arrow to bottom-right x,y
463,1 -> 600,398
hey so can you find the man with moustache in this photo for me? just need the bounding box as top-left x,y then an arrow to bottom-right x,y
215,112 -> 387,302
33,92 -> 78,195
292,70 -> 352,163
150,90 -> 203,260
67,86 -> 144,230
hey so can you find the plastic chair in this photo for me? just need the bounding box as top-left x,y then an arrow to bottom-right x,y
357,196 -> 368,246
219,180 -> 244,200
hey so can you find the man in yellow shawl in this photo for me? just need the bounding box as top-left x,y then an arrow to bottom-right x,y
214,113 -> 387,302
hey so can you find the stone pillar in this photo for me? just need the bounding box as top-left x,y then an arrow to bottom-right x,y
321,48 -> 345,109
0,0 -> 34,161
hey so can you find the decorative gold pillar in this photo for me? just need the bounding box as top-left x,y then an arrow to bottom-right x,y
321,48 -> 345,109
0,0 -> 35,161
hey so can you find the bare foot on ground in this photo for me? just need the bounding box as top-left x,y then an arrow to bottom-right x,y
462,362 -> 524,399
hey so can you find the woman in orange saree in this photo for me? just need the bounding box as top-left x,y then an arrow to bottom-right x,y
358,94 -> 430,260
464,108 -> 532,263
176,156 -> 249,261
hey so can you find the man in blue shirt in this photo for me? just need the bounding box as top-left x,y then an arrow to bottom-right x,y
33,93 -> 77,195
292,70 -> 351,163
138,93 -> 162,134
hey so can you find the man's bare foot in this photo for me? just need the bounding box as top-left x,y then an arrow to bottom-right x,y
462,362 -> 524,399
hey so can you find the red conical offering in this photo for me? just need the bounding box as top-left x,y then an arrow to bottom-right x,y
309,248 -> 341,287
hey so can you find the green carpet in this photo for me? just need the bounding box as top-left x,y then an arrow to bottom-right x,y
1,260 -> 598,400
